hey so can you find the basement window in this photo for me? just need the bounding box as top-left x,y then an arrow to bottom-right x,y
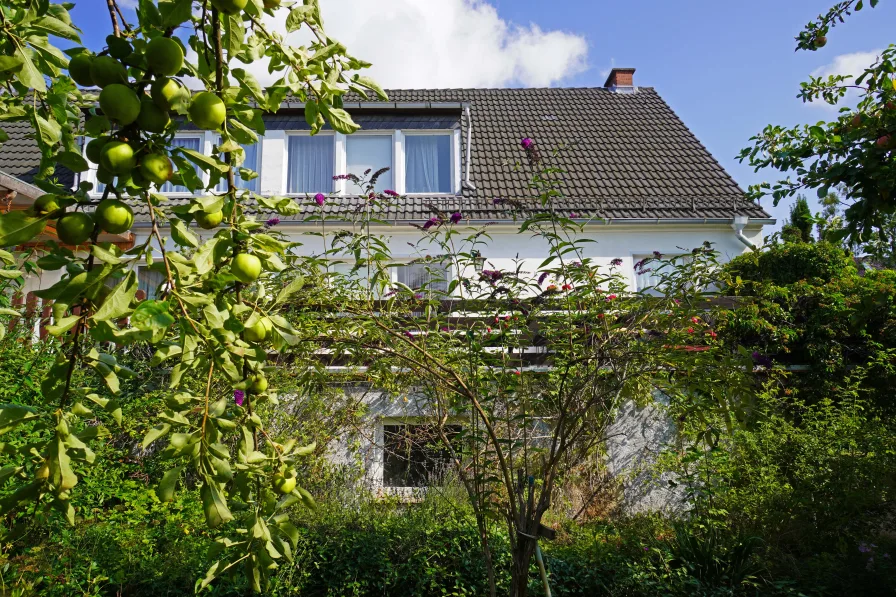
382,423 -> 461,488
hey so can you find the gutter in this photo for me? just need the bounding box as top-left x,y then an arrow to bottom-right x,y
131,216 -> 776,230
732,215 -> 757,250
463,104 -> 475,190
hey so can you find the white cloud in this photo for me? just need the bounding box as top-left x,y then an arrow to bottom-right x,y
251,0 -> 588,89
807,49 -> 883,109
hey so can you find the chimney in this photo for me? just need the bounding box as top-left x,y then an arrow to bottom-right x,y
604,67 -> 636,92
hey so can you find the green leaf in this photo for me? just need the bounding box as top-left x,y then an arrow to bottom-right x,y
34,114 -> 62,145
285,5 -> 314,31
321,106 -> 360,135
157,466 -> 183,502
275,275 -> 305,305
233,68 -> 265,105
179,147 -> 227,173
46,314 -> 80,336
32,15 -> 81,41
92,270 -> 137,322
132,300 -> 175,333
0,308 -> 21,317
0,269 -> 23,279
292,441 -> 316,456
171,219 -> 199,248
200,481 -> 234,528
142,423 -> 171,449
14,48 -> 45,92
353,75 -> 388,101
55,151 -> 89,173
0,56 -> 24,73
0,211 -> 49,246
304,99 -> 319,128
91,243 -> 122,265
159,0 -> 193,27
0,404 -> 40,435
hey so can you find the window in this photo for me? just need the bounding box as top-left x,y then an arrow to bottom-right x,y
161,136 -> 202,194
395,262 -> 450,295
137,266 -> 165,300
405,134 -> 452,194
633,254 -> 688,296
287,135 -> 334,194
217,138 -> 260,192
346,135 -> 392,193
382,424 -> 461,488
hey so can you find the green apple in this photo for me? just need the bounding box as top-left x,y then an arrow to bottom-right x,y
272,473 -> 296,495
99,140 -> 136,174
145,37 -> 184,76
68,53 -> 94,86
95,199 -> 134,234
231,252 -> 262,283
56,212 -> 94,245
33,194 -> 63,217
211,0 -> 248,14
188,91 -> 226,130
136,99 -> 171,133
243,317 -> 273,342
89,56 -> 127,88
99,84 -> 141,126
194,210 -> 224,229
248,374 -> 268,394
139,153 -> 174,185
85,137 -> 110,164
151,77 -> 189,111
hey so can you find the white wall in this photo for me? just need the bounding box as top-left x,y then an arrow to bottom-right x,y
129,221 -> 763,292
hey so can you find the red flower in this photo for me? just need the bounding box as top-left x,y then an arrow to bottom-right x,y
687,327 -> 694,334
691,317 -> 700,324
597,313 -> 605,319
562,283 -> 573,291
707,330 -> 717,338
513,370 -> 521,376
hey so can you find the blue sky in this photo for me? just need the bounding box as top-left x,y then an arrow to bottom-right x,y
71,0 -> 896,232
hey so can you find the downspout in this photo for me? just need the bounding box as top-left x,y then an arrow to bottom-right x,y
732,215 -> 756,250
463,103 -> 475,189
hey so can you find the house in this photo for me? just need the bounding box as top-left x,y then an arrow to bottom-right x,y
0,68 -> 773,508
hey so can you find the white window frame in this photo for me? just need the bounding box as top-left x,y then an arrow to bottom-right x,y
373,416 -> 465,495
342,130 -> 396,196
282,130 -> 338,197
631,252 -> 688,295
400,129 -> 460,196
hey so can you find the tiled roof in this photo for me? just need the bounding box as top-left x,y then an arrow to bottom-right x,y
0,119 -> 76,189
0,87 -> 770,222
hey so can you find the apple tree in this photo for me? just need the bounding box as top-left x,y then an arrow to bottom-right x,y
0,0 -> 383,590
739,0 -> 896,245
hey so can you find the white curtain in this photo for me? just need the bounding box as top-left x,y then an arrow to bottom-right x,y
405,135 -> 451,193
396,263 -> 449,294
287,135 -> 334,193
217,139 -> 260,192
346,135 -> 392,192
137,267 -> 165,300
161,137 -> 202,193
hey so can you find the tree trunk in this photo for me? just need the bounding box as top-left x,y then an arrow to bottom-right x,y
509,540 -> 536,597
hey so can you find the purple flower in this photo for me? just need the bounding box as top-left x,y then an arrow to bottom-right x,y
653,251 -> 663,259
314,193 -> 326,207
751,352 -> 773,368
422,217 -> 440,230
450,212 -> 463,224
570,212 -> 580,218
480,269 -> 503,284
440,326 -> 450,332
610,258 -> 623,267
538,272 -> 549,285
493,197 -> 506,205
521,138 -> 534,149
403,330 -> 414,339
859,543 -> 872,554
265,217 -> 280,228
384,189 -> 399,197
234,390 -> 245,406
414,293 -> 424,300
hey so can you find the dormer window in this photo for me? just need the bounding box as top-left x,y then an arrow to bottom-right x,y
286,133 -> 334,194
405,134 -> 452,194
346,134 -> 393,193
